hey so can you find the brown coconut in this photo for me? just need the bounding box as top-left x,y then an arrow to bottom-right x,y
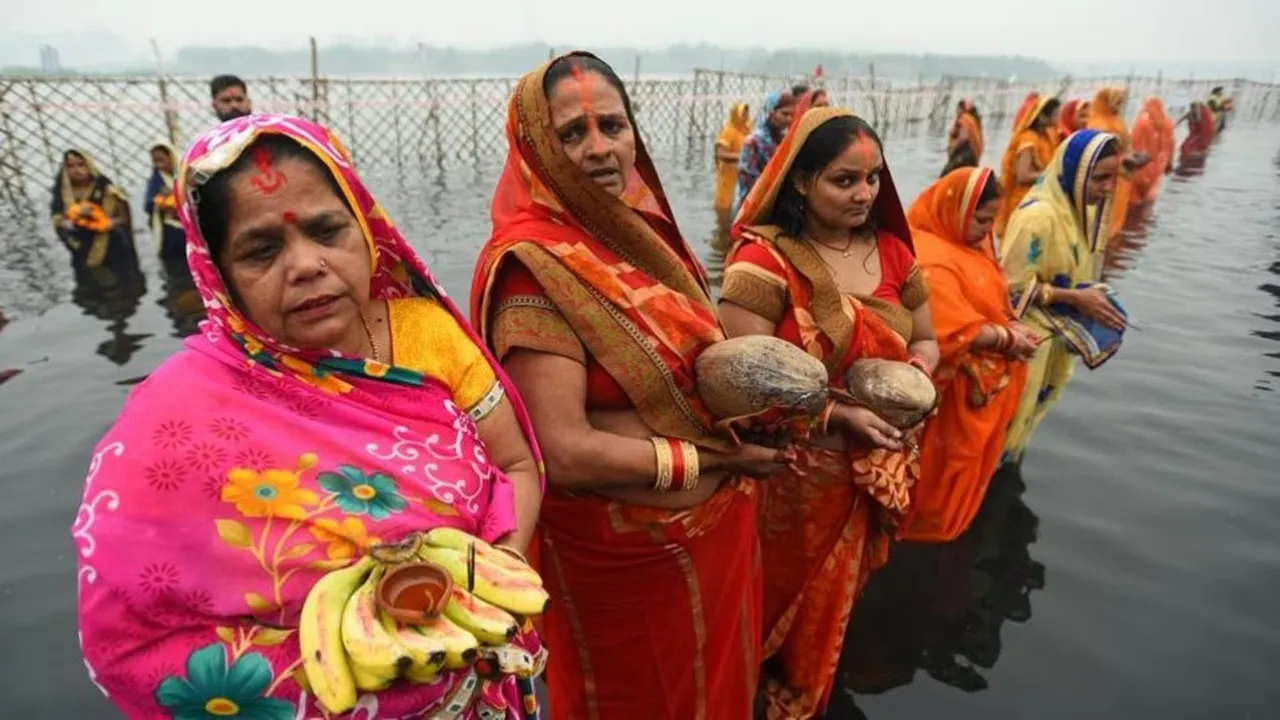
845,359 -> 938,429
695,336 -> 829,419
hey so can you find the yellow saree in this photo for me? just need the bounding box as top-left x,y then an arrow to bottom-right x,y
999,130 -> 1115,462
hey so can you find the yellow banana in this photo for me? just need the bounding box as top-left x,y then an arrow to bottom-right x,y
421,528 -> 543,586
418,545 -> 550,617
378,610 -> 448,683
443,585 -> 519,646
416,613 -> 481,669
341,566 -> 410,690
299,556 -> 373,715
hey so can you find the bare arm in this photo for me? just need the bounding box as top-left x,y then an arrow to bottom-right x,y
908,301 -> 941,373
475,396 -> 541,552
501,350 -> 660,490
715,145 -> 739,164
719,300 -> 778,337
1014,147 -> 1040,185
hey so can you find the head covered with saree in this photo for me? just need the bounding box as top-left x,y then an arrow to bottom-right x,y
735,106 -> 911,246
51,148 -> 131,268
909,166 -> 999,252
75,113 -> 545,718
1091,87 -> 1128,127
472,51 -> 730,447
1003,128 -> 1119,324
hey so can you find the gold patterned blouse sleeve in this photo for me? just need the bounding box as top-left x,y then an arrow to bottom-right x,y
721,242 -> 789,324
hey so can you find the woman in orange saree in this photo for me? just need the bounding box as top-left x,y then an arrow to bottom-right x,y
900,167 -> 1035,542
1087,87 -> 1137,239
721,108 -> 940,719
995,95 -> 1060,238
470,52 -> 791,719
1129,97 -> 1175,204
945,99 -> 985,172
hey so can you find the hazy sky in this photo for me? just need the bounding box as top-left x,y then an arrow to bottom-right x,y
2,0 -> 1275,66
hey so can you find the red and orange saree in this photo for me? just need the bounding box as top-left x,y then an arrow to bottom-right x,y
722,107 -> 922,719
901,167 -> 1028,542
470,53 -> 760,720
1130,97 -> 1175,204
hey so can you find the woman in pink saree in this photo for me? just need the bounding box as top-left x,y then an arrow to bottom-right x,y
72,114 -> 545,719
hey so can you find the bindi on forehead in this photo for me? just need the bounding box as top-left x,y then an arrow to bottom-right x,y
249,147 -> 287,195
282,210 -> 297,224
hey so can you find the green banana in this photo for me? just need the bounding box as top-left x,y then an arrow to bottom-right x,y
299,556 -> 374,714
341,566 -> 410,690
416,614 -> 481,669
378,610 -> 448,683
421,528 -> 543,586
418,545 -> 550,617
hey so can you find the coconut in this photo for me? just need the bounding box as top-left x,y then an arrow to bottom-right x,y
695,336 -> 829,419
845,359 -> 937,429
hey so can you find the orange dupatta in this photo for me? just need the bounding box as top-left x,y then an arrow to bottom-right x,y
995,94 -> 1058,238
470,52 -> 761,720
901,167 -> 1029,541
1088,87 -> 1132,237
1129,97 -> 1174,204
727,107 -> 915,719
1058,99 -> 1086,141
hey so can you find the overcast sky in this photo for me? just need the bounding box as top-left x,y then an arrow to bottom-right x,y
2,0 -> 1275,67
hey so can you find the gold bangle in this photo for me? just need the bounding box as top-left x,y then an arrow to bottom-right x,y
650,437 -> 674,492
1039,286 -> 1055,305
679,441 -> 700,492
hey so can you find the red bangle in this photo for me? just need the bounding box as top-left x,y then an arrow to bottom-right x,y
665,438 -> 685,489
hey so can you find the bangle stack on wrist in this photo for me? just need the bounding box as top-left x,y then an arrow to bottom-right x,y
650,437 -> 700,492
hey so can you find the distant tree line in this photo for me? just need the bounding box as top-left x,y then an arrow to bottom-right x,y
3,42 -> 1061,80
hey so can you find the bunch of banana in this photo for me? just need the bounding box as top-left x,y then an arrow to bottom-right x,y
297,528 -> 550,715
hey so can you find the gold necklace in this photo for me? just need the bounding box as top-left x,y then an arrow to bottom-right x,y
360,314 -> 383,363
811,233 -> 856,258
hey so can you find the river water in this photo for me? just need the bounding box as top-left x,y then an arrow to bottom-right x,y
1,122 -> 1278,718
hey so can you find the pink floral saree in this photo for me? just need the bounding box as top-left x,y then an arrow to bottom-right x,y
72,114 -> 545,719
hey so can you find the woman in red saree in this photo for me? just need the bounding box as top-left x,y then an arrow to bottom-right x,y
995,95 -> 1060,238
1178,101 -> 1216,164
900,167 -> 1035,542
470,52 -> 790,719
1129,97 -> 1175,204
720,107 -> 940,718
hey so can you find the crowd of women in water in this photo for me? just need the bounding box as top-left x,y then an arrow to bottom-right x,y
66,52 -> 1231,719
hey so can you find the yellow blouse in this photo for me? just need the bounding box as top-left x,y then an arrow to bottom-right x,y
388,297 -> 500,417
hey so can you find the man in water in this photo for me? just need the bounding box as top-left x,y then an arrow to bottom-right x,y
211,75 -> 252,122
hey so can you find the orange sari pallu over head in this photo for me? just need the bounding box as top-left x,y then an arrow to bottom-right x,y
725,106 -> 917,719
902,166 -> 1029,542
470,51 -> 765,720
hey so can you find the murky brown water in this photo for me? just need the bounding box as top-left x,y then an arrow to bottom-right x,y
1,122 -> 1278,718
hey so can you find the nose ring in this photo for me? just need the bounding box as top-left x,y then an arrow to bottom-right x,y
319,259 -> 328,269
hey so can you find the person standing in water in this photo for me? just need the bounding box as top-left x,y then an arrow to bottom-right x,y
1000,130 -> 1128,464
735,90 -> 796,213
50,149 -> 139,273
142,142 -> 186,272
210,74 -> 252,122
713,103 -> 752,247
995,96 -> 1060,238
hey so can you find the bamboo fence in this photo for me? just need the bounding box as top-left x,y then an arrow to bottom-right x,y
2,68 -> 1278,216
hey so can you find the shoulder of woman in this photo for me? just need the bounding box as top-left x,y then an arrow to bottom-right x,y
726,233 -> 787,273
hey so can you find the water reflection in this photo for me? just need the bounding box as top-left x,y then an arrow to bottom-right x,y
1101,203 -> 1157,281
827,465 -> 1044,717
69,263 -> 149,365
157,257 -> 206,338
